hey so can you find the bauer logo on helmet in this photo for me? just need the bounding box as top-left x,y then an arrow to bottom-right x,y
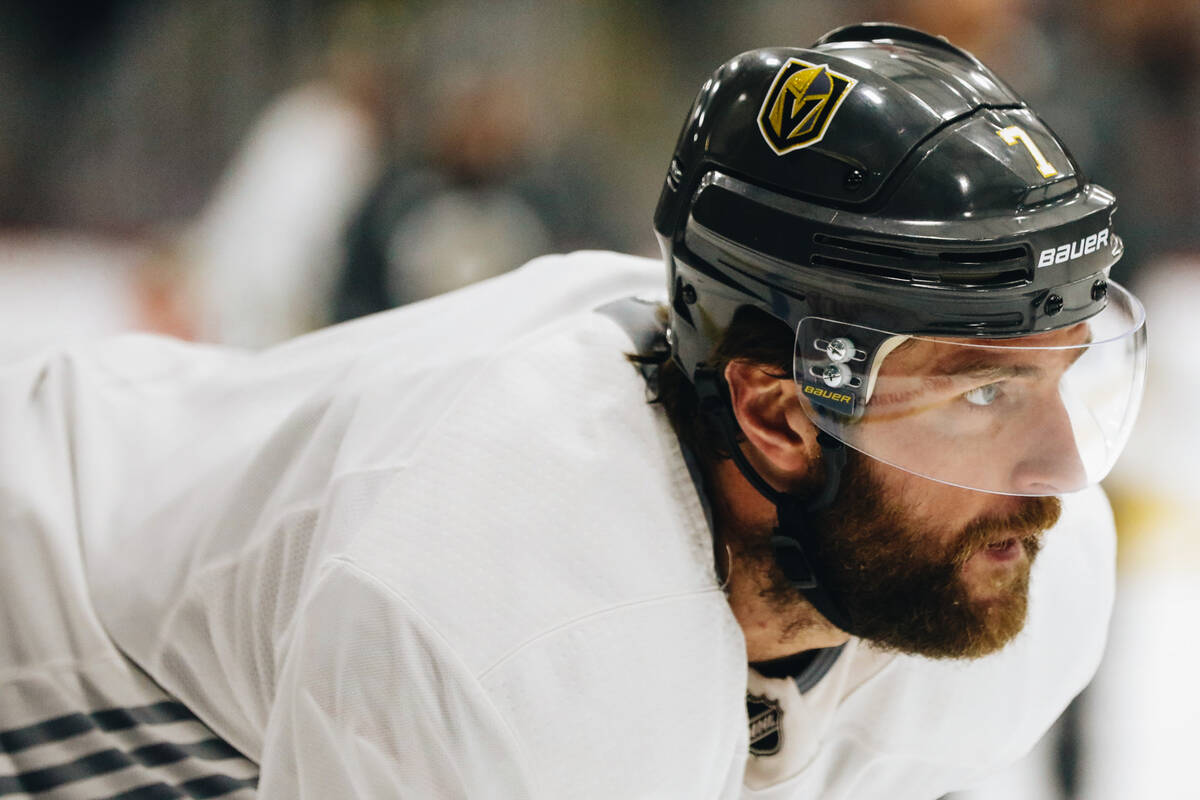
1036,228 -> 1113,268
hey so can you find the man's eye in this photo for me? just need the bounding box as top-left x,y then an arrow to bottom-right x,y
963,383 -> 1000,406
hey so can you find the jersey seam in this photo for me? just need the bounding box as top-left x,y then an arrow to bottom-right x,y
322,556 -> 548,799
144,458 -> 431,636
140,461 -> 427,680
142,466 -> 402,661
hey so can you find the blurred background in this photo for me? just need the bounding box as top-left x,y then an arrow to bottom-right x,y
1,1 -> 1197,797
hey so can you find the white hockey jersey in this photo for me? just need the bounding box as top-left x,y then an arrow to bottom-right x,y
0,251 -> 1115,798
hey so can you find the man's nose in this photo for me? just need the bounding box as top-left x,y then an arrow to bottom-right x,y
1008,391 -> 1089,495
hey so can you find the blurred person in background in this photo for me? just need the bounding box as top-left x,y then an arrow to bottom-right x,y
331,70 -> 593,322
178,77 -> 382,346
0,24 -> 1150,798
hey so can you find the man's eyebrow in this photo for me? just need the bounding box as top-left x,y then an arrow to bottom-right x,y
928,343 -> 1089,380
928,359 -> 1042,380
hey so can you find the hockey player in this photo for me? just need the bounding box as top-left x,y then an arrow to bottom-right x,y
0,24 -> 1146,799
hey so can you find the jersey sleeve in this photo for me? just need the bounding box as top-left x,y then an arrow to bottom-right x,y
257,558 -> 540,799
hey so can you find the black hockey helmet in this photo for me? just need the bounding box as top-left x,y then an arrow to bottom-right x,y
653,23 -> 1146,499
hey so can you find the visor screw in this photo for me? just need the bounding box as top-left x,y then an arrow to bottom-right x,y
664,325 -> 676,349
681,283 -> 698,305
822,363 -> 851,388
844,168 -> 866,190
1091,280 -> 1108,302
1045,293 -> 1064,315
825,337 -> 856,363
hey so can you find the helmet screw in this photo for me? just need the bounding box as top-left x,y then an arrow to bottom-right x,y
681,283 -> 698,304
822,363 -> 851,388
844,168 -> 866,190
825,337 -> 856,363
1091,280 -> 1108,301
667,158 -> 684,191
1045,294 -> 1064,315
664,326 -> 676,349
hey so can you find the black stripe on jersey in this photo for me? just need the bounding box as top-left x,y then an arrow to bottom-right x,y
0,713 -> 92,754
105,783 -> 185,800
177,774 -> 257,798
101,774 -> 258,800
0,739 -> 251,796
0,748 -> 132,794
132,739 -> 246,767
0,701 -> 197,754
93,702 -> 199,732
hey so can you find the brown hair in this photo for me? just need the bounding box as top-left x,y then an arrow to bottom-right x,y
633,305 -> 795,465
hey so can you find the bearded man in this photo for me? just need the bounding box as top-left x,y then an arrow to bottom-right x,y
0,23 -> 1145,800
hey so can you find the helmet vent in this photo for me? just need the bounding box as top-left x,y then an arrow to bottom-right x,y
812,234 -> 1031,288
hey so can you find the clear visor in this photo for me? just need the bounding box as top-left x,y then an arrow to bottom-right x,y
793,281 -> 1147,496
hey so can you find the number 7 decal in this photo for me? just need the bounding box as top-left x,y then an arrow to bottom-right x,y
997,125 -> 1059,178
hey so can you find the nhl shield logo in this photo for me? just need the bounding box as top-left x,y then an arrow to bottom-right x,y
746,693 -> 783,756
757,58 -> 856,155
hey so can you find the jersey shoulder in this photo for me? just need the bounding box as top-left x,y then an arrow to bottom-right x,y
335,300 -> 725,667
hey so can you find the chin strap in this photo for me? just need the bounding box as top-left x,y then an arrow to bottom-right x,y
694,367 -> 855,634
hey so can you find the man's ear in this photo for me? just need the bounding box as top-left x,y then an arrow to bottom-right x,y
724,360 -> 818,475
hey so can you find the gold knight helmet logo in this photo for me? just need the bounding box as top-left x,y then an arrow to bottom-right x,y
758,58 -> 857,155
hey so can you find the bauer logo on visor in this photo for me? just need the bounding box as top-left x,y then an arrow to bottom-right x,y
758,59 -> 857,155
802,383 -> 855,415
